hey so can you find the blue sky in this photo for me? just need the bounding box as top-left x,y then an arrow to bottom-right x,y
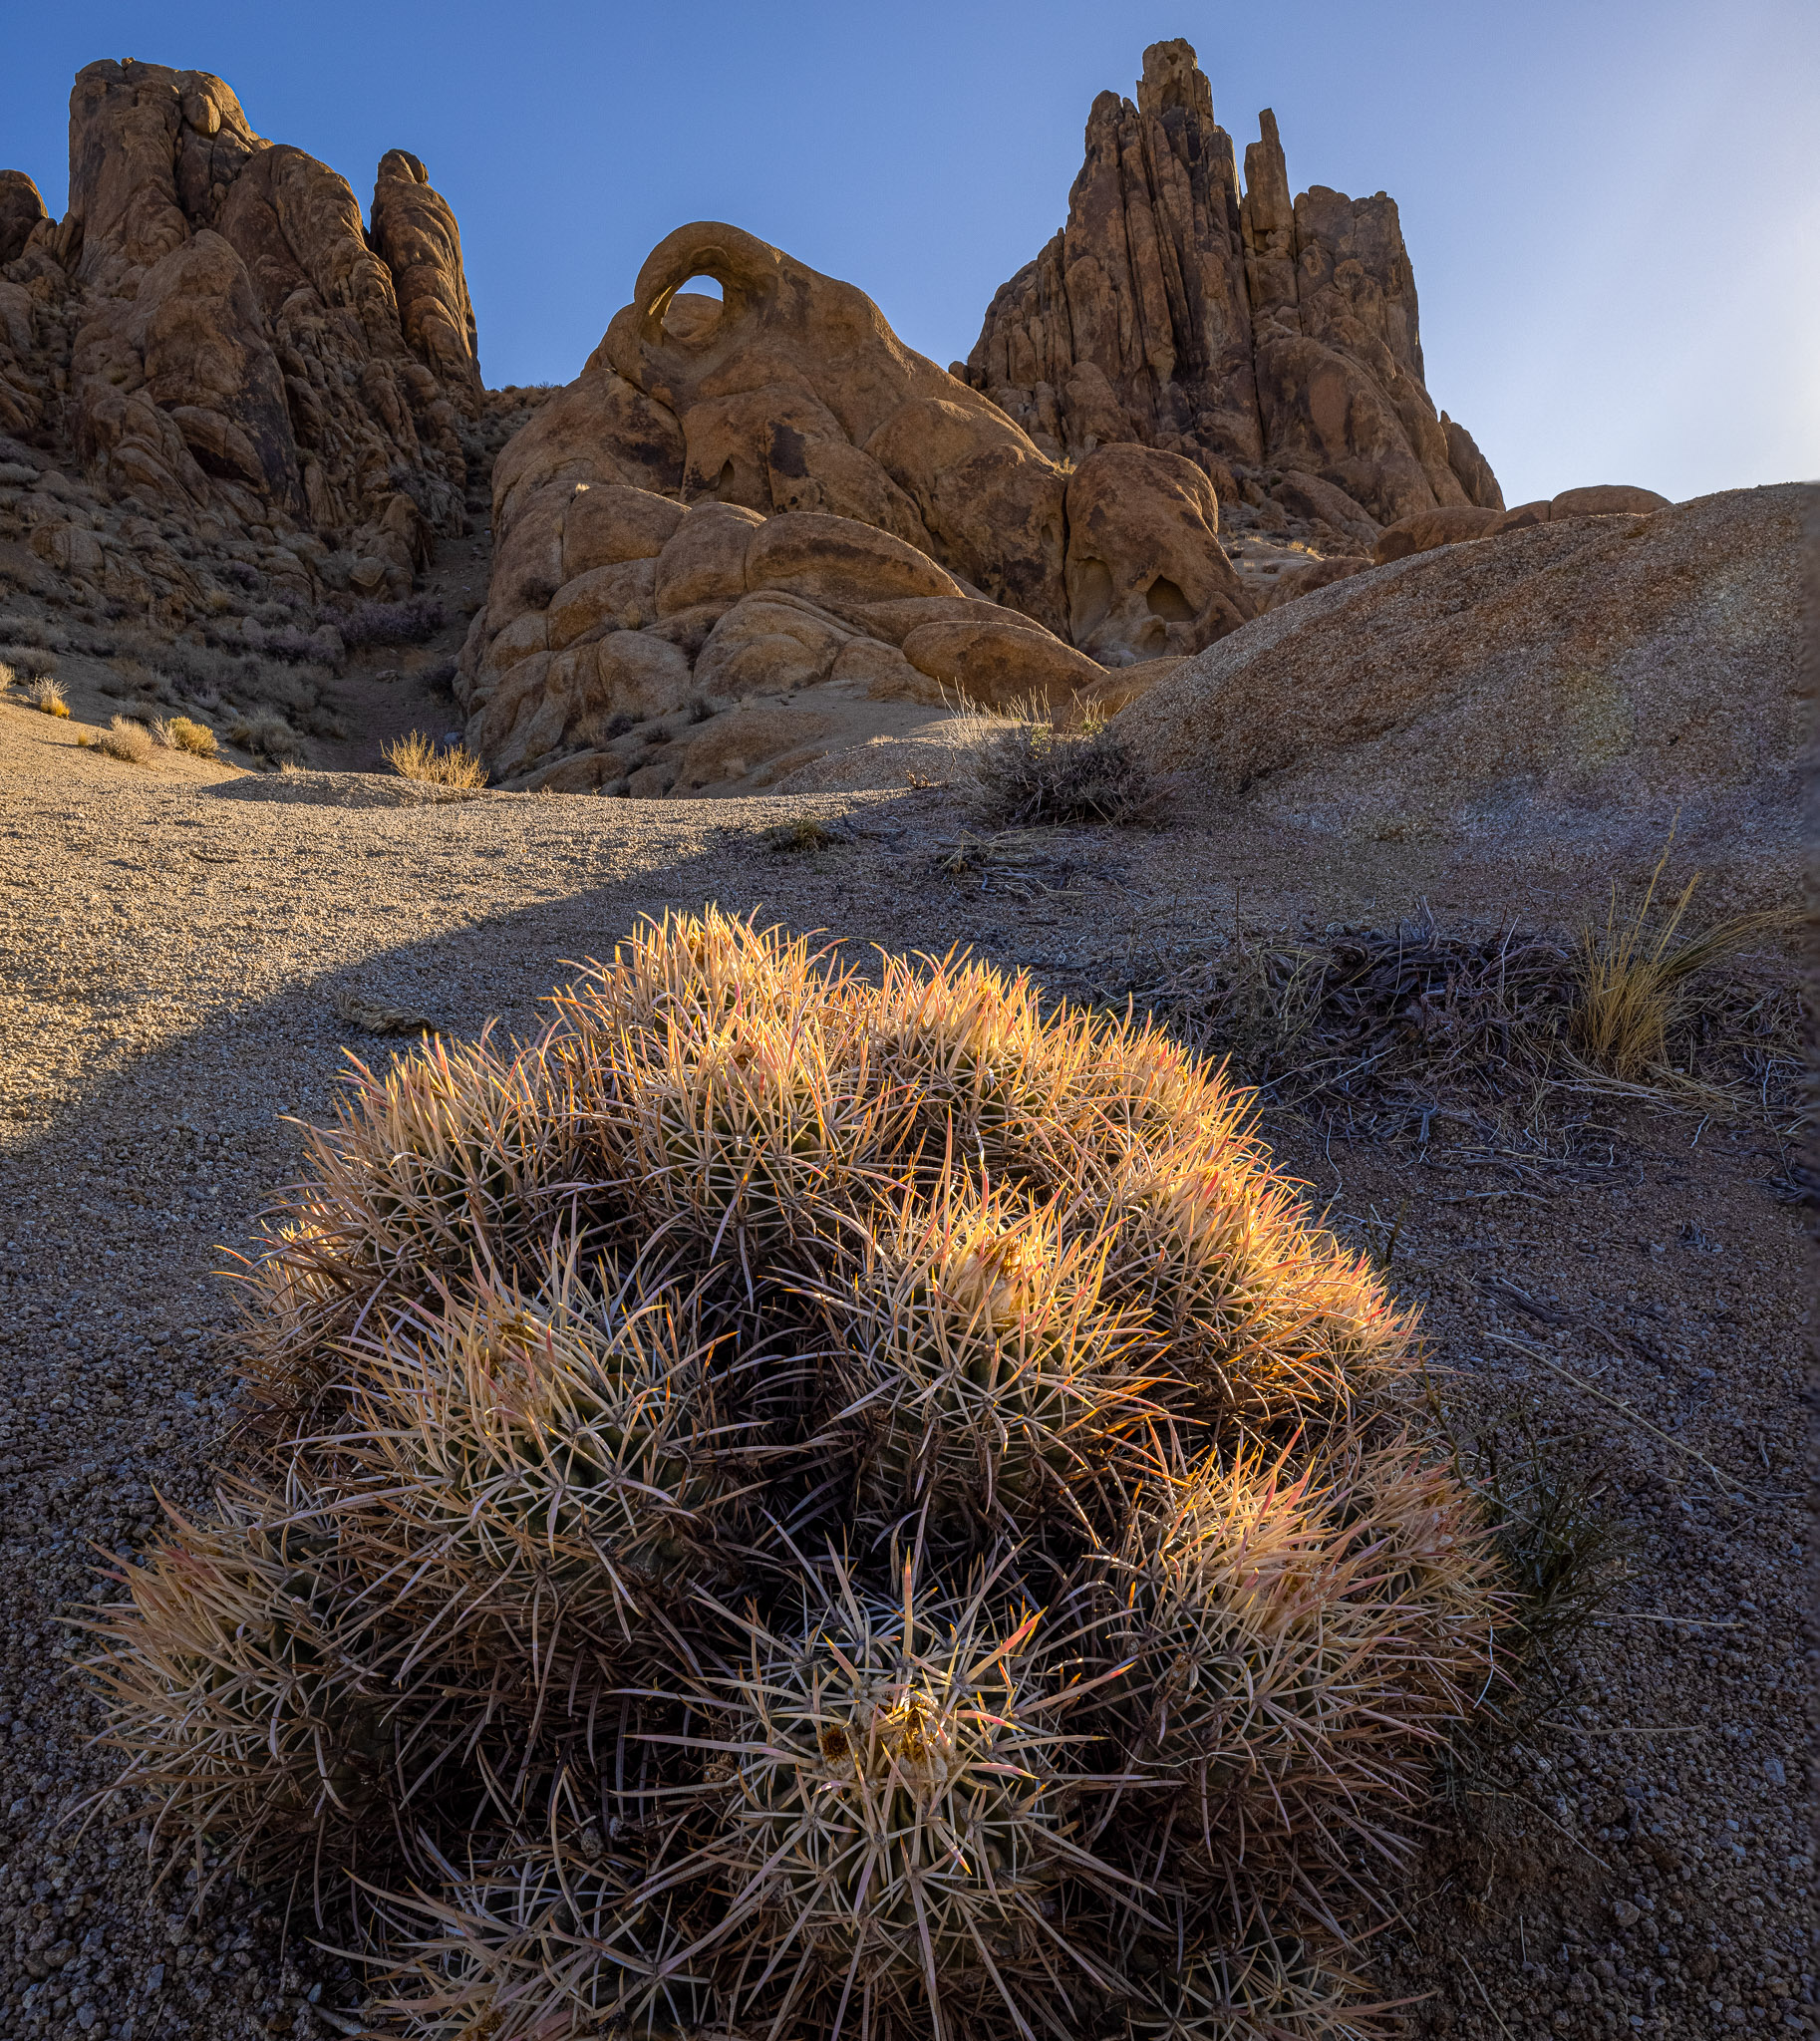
6,0 -> 1817,506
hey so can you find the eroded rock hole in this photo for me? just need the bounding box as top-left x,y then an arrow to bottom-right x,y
662,276 -> 725,341
1145,575 -> 1195,621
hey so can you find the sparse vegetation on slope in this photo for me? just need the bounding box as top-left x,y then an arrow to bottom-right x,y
88,911 -> 1503,2040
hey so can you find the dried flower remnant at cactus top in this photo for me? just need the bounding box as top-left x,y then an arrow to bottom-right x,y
87,910 -> 1500,2040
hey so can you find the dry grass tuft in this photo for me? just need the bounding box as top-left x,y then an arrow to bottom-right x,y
1130,914 -> 1580,1108
384,729 -> 488,789
1571,849 -> 1801,1085
89,911 -> 1502,2039
95,715 -> 154,763
22,675 -> 71,718
964,710 -> 1167,828
763,815 -> 840,853
161,715 -> 219,757
1115,875 -> 1801,1128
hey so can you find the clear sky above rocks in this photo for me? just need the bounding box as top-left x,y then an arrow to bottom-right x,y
9,0 -> 1817,506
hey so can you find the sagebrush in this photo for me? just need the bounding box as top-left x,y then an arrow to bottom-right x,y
89,913 -> 1501,2040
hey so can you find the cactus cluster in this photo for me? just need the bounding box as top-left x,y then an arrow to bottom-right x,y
90,912 -> 1497,2039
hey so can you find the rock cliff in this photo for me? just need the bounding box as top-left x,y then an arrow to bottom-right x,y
0,59 -> 491,612
963,40 -> 1503,539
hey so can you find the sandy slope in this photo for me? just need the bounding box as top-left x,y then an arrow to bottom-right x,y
0,702 -> 1807,2039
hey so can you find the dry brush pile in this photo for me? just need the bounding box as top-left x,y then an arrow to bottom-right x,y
87,912 -> 1501,2040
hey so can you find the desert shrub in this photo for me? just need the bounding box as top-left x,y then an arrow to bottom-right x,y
340,593 -> 447,649
161,716 -> 218,758
89,914 -> 1498,2040
245,619 -> 341,665
966,713 -> 1166,827
0,620 -> 68,653
95,716 -> 154,763
384,729 -> 487,789
24,676 -> 71,718
226,710 -> 305,764
0,643 -> 57,679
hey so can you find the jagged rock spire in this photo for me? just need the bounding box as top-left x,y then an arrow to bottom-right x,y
964,40 -> 1501,531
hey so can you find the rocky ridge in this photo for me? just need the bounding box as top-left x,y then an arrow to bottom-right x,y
0,59 -> 498,627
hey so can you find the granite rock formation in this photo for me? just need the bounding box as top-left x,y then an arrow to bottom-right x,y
964,39 -> 1504,539
458,221 -> 1255,786
0,59 -> 490,616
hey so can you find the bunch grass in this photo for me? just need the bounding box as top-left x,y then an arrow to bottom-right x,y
1570,844 -> 1801,1086
385,729 -> 488,789
24,674 -> 71,717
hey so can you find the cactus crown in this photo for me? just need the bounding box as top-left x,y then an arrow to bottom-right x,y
88,910 -> 1496,2039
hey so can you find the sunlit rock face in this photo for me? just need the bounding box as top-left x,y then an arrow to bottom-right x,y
963,38 -> 1504,534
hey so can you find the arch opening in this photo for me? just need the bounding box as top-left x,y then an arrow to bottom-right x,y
662,275 -> 725,342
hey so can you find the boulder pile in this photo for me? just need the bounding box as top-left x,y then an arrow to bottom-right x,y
455,221 -> 1257,789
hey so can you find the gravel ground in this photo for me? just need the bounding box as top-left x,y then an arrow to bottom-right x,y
0,701 -> 1809,2039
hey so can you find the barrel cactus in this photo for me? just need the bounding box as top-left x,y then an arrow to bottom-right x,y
90,910 -> 1497,2038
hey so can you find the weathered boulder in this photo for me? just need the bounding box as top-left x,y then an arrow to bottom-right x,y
1485,498 -> 1553,536
676,705 -> 839,790
1486,485 -> 1671,539
900,615 -> 1108,711
0,172 -> 48,265
1271,470 -> 1380,546
1113,486 -> 1806,875
963,41 -> 1502,527
744,510 -> 965,607
1261,554 -> 1370,610
653,500 -> 765,613
1371,504 -> 1502,564
693,592 -> 854,697
489,351 -> 685,527
469,628 -> 697,781
561,482 -> 687,579
547,559 -> 658,646
838,593 -> 1061,647
1550,484 -> 1670,518
1063,443 -> 1252,663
